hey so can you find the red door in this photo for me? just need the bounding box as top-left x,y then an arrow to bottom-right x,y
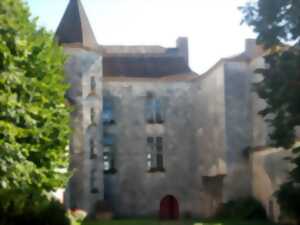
159,195 -> 179,220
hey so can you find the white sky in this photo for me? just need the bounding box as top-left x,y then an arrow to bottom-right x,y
25,0 -> 256,74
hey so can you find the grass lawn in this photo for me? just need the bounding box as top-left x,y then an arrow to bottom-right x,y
83,219 -> 273,225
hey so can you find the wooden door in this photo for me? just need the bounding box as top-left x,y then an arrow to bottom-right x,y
159,195 -> 179,220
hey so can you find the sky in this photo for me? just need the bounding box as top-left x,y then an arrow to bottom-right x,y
24,0 -> 256,74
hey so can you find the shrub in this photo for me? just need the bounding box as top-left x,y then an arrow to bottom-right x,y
41,199 -> 70,225
0,0 -> 70,214
217,197 -> 267,220
0,198 -> 70,225
277,181 -> 300,224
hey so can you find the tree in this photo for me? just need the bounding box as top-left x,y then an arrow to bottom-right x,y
241,0 -> 300,222
0,0 -> 70,215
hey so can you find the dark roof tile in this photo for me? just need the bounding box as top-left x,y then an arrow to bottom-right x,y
55,0 -> 97,48
103,56 -> 191,78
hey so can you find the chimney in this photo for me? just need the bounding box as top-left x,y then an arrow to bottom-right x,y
176,37 -> 189,65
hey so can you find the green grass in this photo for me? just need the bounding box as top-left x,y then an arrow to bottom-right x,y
83,219 -> 273,225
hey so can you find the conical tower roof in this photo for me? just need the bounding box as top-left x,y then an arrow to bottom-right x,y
55,0 -> 98,48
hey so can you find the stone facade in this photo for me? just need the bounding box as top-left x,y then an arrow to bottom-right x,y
64,48 -> 104,211
57,0 -> 293,220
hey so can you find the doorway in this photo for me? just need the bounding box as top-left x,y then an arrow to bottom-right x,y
159,195 -> 179,220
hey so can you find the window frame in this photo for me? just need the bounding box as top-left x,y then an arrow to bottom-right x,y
145,94 -> 164,124
102,134 -> 117,174
147,136 -> 165,172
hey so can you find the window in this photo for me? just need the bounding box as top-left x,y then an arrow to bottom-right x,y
90,108 -> 95,124
90,76 -> 96,92
103,133 -> 114,146
103,147 -> 115,173
156,137 -> 163,169
102,98 -> 114,124
147,137 -> 155,170
102,97 -> 116,174
90,139 -> 97,159
102,133 -> 116,174
147,137 -> 164,172
90,169 -> 98,193
145,94 -> 164,124
147,152 -> 152,170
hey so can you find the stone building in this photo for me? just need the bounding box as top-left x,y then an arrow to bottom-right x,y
56,0 -> 296,220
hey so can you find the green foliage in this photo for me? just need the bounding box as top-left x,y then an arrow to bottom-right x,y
241,0 -> 300,222
0,0 -> 70,216
0,198 -> 71,225
276,181 -> 300,221
41,199 -> 71,225
217,198 -> 267,221
240,0 -> 300,48
254,50 -> 300,149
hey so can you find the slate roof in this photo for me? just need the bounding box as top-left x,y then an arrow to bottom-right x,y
101,46 -> 168,55
103,55 -> 191,78
56,0 -> 197,79
55,0 -> 97,48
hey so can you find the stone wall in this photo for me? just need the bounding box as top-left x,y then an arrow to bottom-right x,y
223,61 -> 253,201
192,64 -> 227,179
64,47 -> 104,213
192,64 -> 227,216
250,56 -> 271,147
99,75 -> 229,218
102,80 -> 205,217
